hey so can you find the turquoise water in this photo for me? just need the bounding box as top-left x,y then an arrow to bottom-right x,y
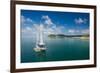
21,37 -> 89,63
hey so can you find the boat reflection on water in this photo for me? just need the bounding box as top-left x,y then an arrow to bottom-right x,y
35,50 -> 47,62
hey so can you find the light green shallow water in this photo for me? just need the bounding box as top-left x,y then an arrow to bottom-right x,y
21,37 -> 89,63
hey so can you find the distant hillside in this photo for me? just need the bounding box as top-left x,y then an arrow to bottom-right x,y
48,34 -> 89,38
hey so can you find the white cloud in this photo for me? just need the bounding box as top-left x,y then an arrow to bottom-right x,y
55,26 -> 65,34
22,26 -> 32,33
75,17 -> 87,24
26,18 -> 33,23
42,15 -> 49,19
41,15 -> 67,35
68,29 -> 75,33
42,15 -> 53,26
33,24 -> 39,30
67,29 -> 89,35
21,15 -> 89,37
21,16 -> 25,25
21,15 -> 34,25
51,25 -> 57,29
46,25 -> 66,35
81,29 -> 89,34
45,28 -> 55,34
21,16 -> 37,38
21,23 -> 39,33
26,27 -> 32,31
21,26 -> 37,38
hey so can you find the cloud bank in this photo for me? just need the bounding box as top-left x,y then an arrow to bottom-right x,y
21,15 -> 89,38
75,17 -> 87,24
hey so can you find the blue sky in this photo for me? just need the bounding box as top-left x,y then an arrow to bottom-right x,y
21,9 -> 90,36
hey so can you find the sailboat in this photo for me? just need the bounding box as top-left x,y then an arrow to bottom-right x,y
34,24 -> 46,52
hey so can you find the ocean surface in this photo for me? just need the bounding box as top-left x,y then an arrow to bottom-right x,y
21,36 -> 89,63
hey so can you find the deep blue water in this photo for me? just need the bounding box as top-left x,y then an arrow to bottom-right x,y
21,37 -> 89,63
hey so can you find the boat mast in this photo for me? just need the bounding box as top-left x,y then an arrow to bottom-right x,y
36,26 -> 39,48
39,24 -> 44,45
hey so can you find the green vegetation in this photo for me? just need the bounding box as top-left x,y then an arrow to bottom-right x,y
48,34 -> 89,38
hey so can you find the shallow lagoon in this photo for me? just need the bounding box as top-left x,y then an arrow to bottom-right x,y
21,36 -> 89,63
